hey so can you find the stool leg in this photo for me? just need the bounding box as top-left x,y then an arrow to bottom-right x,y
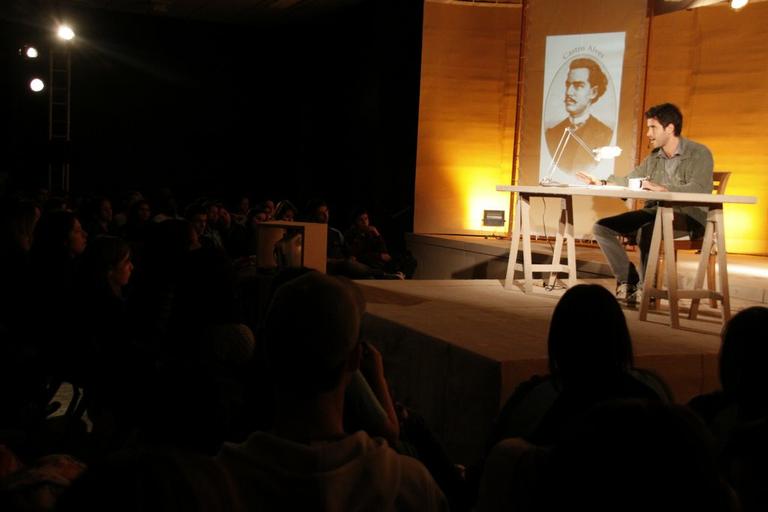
707,252 -> 717,309
655,250 -> 664,311
661,207 -> 679,328
639,208 -> 663,322
714,209 -> 731,324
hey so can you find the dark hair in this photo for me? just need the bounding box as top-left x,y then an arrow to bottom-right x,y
127,199 -> 151,224
153,188 -> 178,217
645,103 -> 683,136
184,203 -> 207,220
42,195 -> 69,213
303,198 -> 329,223
263,271 -> 363,397
351,207 -> 369,222
31,210 -> 79,260
274,200 -> 298,221
569,57 -> 608,102
305,198 -> 328,213
1,199 -> 39,251
548,284 -> 633,386
719,306 -> 768,417
79,235 -> 130,294
88,195 -> 112,216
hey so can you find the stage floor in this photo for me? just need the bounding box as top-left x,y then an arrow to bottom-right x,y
359,277 -> 765,464
407,233 -> 768,304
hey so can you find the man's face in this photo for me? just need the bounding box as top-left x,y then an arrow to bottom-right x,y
355,213 -> 369,229
99,200 -> 113,223
564,67 -> 597,117
646,118 -> 674,150
207,205 -> 220,223
192,214 -> 207,236
137,203 -> 151,222
109,253 -> 134,289
314,206 -> 329,224
68,219 -> 88,256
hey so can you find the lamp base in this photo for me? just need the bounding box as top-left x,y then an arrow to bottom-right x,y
539,177 -> 570,187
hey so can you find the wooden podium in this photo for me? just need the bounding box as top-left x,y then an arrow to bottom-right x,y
254,220 -> 328,273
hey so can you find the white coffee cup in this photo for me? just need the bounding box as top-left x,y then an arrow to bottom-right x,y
628,178 -> 644,190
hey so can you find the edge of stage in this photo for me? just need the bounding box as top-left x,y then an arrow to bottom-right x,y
357,234 -> 768,464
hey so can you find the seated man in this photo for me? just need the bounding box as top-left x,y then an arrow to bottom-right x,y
216,271 -> 447,511
577,103 -> 713,303
304,199 -> 348,270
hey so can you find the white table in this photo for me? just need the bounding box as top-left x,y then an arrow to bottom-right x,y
496,184 -> 757,328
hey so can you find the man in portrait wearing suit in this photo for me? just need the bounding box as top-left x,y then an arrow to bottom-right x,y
545,57 -> 613,173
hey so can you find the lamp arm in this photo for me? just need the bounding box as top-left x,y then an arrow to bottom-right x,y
541,127 -> 572,184
567,127 -> 600,162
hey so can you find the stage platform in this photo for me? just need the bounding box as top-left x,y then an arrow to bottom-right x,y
406,233 -> 768,303
361,234 -> 768,464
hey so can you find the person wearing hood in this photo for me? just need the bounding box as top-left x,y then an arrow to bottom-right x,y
216,271 -> 447,511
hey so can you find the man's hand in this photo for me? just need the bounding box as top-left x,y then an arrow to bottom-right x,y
576,171 -> 598,185
359,341 -> 385,382
642,180 -> 668,192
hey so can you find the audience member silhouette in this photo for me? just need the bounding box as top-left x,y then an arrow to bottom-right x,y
27,211 -> 88,380
126,219 -> 196,353
0,200 -> 48,431
83,196 -> 114,237
0,199 -> 40,328
689,306 -> 768,445
345,208 -> 416,278
57,448 -> 239,512
539,400 -> 736,512
217,271 -> 447,510
71,235 -> 151,448
720,417 -> 768,512
273,199 -> 298,222
489,284 -> 669,448
687,306 -> 768,512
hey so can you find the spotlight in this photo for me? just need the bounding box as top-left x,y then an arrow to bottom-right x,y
731,0 -> 748,9
57,24 -> 75,41
30,78 -> 45,92
20,46 -> 39,58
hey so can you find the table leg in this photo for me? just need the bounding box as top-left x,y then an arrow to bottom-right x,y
547,199 -> 566,289
714,208 -> 731,324
504,193 -> 522,290
521,195 -> 534,293
565,197 -> 577,288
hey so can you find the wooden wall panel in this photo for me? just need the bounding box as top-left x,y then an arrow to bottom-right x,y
414,1 -> 521,234
645,3 -> 768,254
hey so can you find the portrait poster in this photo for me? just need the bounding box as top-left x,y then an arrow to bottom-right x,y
539,32 -> 625,185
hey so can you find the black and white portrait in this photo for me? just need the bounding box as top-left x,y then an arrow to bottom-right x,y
540,33 -> 625,184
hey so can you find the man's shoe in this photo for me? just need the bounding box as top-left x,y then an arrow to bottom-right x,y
616,282 -> 637,302
625,287 -> 641,307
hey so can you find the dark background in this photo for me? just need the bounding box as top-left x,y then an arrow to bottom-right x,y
0,0 -> 424,239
